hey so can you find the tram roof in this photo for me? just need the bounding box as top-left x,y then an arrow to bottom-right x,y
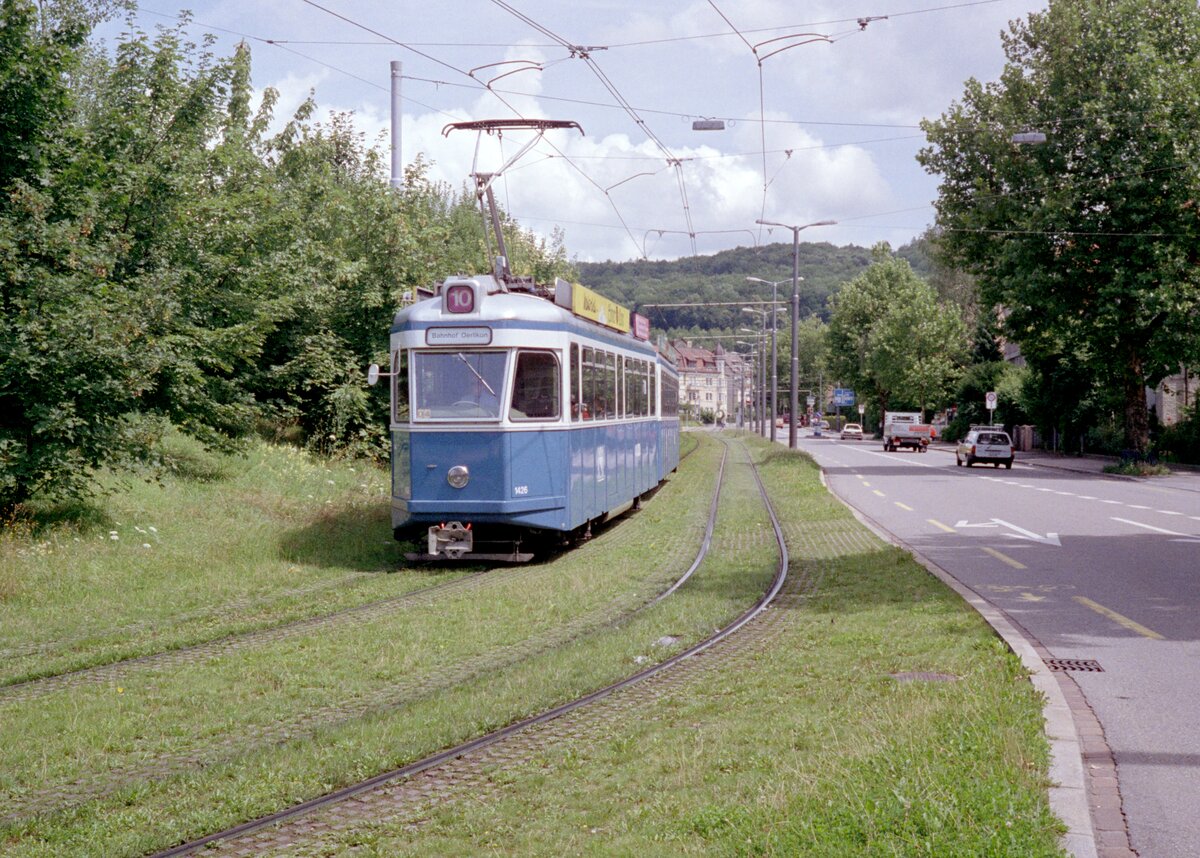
390,274 -> 673,365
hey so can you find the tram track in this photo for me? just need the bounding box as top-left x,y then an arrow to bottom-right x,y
0,571 -> 377,663
1,436 -> 705,699
1,440 -> 721,827
1,568 -> 506,705
149,437 -> 785,858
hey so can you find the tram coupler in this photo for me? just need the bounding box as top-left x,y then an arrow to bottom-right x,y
428,521 -> 472,559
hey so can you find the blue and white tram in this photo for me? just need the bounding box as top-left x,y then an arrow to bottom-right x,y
385,273 -> 680,560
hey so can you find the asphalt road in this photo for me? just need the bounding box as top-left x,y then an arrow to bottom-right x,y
790,432 -> 1200,858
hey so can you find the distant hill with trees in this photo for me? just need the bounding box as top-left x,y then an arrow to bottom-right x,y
577,242 -> 865,332
576,240 -> 931,334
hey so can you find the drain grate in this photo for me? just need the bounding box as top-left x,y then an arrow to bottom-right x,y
1045,658 -> 1103,672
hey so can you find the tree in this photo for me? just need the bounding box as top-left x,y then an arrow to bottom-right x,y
827,244 -> 967,423
919,0 -> 1200,454
0,0 -> 86,193
0,0 -> 155,511
792,315 -> 829,402
869,286 -> 968,421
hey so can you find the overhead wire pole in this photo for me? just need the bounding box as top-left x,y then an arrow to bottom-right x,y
756,219 -> 836,448
747,277 -> 786,443
390,60 -> 403,189
736,342 -> 751,431
741,311 -> 766,436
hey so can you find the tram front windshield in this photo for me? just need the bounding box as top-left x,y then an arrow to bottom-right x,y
412,351 -> 507,420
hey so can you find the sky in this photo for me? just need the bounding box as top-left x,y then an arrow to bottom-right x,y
96,1 -> 1050,263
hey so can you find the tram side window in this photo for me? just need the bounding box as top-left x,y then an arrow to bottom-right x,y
582,346 -> 596,420
662,374 -> 679,417
628,359 -> 643,416
604,352 -> 617,419
628,360 -> 638,420
570,342 -> 580,421
392,349 -> 409,423
510,351 -> 561,421
640,360 -> 650,416
619,357 -> 628,422
650,368 -> 658,416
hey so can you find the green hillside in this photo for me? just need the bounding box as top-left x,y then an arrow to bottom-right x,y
577,241 -> 926,332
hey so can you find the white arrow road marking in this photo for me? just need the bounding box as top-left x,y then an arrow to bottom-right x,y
952,518 -> 1061,545
992,518 -> 1062,546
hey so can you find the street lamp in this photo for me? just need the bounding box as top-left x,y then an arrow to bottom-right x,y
746,277 -> 787,443
756,218 -> 836,447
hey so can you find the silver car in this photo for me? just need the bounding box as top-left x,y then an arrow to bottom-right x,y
956,428 -> 1014,469
840,422 -> 863,440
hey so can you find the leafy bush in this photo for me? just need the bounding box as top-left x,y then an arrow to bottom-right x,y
0,7 -> 577,510
1084,419 -> 1126,456
1155,404 -> 1200,464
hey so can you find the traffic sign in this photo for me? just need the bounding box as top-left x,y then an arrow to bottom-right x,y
985,391 -> 997,410
833,388 -> 855,407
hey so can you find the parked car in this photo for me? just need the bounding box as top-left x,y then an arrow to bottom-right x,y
840,422 -> 863,441
956,427 -> 1014,469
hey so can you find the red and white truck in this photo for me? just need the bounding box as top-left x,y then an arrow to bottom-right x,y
882,411 -> 937,452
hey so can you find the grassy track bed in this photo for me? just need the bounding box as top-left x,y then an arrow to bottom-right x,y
260,435 -> 1065,857
0,441 -> 455,686
1,435 -> 751,856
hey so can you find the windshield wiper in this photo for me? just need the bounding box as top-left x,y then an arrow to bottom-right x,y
456,353 -> 496,396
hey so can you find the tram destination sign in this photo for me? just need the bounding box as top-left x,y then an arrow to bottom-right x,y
426,326 -> 492,346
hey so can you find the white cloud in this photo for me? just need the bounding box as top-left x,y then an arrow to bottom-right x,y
120,0 -> 1048,261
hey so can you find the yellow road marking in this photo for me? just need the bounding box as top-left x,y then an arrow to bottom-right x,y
894,502 -> 914,511
1018,592 -> 1045,602
872,489 -> 885,497
981,546 -> 1027,569
1074,596 -> 1164,640
927,519 -> 956,533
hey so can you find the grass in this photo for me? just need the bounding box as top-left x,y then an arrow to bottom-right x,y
266,437 -> 1065,856
0,435 -> 732,855
1103,460 -> 1172,476
0,440 -> 449,685
0,432 -> 1064,856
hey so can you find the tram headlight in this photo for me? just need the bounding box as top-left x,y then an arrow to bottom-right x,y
447,465 -> 470,489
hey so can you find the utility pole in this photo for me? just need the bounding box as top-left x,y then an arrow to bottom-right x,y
747,277 -> 786,443
755,219 -> 836,447
390,61 -> 403,189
